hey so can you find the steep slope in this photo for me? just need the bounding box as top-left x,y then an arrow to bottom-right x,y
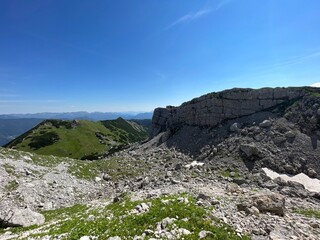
0,119 -> 43,146
4,118 -> 148,159
151,87 -> 320,178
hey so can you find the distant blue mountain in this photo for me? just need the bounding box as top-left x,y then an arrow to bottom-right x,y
0,111 -> 153,121
0,118 -> 43,146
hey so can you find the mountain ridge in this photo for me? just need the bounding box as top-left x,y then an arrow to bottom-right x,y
4,118 -> 150,160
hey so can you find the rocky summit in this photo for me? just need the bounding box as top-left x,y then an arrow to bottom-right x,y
1,87 -> 320,240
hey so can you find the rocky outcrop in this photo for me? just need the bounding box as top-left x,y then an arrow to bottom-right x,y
0,207 -> 45,227
151,87 -> 316,137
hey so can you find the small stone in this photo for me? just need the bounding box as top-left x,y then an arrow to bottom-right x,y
161,217 -> 176,229
80,237 -> 91,240
309,222 -> 320,228
144,229 -> 154,235
247,206 -> 259,216
161,199 -> 170,204
197,193 -> 211,201
259,120 -> 272,128
108,237 -> 121,240
285,131 -> 296,139
87,215 -> 95,221
166,171 -> 173,178
170,178 -> 180,184
94,177 -> 102,182
102,173 -> 112,181
175,163 -> 183,170
273,136 -> 286,146
199,230 -> 213,239
133,236 -> 143,240
179,228 -> 191,235
230,122 -> 241,132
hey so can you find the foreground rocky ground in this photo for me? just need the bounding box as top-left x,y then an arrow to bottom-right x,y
1,144 -> 320,239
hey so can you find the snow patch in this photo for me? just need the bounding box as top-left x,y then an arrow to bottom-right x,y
262,167 -> 320,193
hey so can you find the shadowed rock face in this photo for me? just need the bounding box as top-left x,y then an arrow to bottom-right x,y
151,87 -> 316,137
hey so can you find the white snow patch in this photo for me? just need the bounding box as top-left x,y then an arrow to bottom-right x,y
262,167 -> 320,193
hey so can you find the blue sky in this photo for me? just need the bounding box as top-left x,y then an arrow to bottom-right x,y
1,0 -> 320,114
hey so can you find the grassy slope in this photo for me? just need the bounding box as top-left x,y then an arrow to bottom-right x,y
0,194 -> 250,240
4,118 -> 148,160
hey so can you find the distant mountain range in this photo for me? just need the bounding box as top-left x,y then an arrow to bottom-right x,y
0,111 -> 153,146
0,111 -> 153,121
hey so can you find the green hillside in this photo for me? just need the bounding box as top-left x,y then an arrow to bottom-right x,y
4,118 -> 149,160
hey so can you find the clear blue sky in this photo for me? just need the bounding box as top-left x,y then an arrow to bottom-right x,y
1,0 -> 320,114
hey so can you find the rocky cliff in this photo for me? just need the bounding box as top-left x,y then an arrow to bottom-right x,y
152,87 -> 317,137
150,86 -> 320,179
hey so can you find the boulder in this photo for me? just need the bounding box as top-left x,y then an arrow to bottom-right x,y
0,207 -> 45,227
240,143 -> 261,158
273,177 -> 288,186
237,192 -> 285,216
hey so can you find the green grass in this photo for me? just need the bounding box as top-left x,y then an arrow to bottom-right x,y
1,147 -> 146,181
5,180 -> 19,191
3,163 -> 16,175
6,194 -> 249,240
220,169 -> 241,179
293,208 -> 320,219
5,119 -> 148,160
68,156 -> 148,180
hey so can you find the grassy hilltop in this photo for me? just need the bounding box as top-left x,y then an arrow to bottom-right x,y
4,117 -> 150,160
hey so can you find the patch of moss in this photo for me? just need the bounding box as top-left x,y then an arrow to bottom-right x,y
3,163 -> 16,176
293,208 -> 320,219
5,180 -> 19,191
220,169 -> 241,179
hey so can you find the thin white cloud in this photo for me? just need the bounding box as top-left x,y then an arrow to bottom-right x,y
272,51 -> 320,69
165,8 -> 212,30
310,82 -> 320,88
164,0 -> 232,30
216,0 -> 232,10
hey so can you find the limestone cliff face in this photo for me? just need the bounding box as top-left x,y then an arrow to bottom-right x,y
152,87 -> 312,137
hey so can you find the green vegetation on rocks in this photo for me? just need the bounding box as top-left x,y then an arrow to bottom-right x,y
3,194 -> 249,239
293,208 -> 320,219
